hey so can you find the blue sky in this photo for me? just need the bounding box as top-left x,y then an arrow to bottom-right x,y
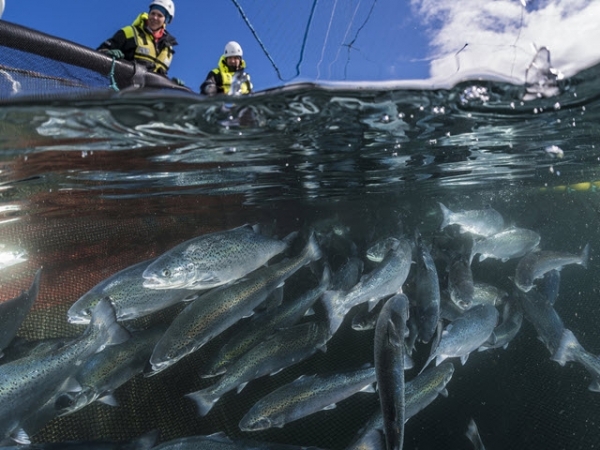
2,0 -> 600,93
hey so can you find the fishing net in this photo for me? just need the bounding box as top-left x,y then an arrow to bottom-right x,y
0,21 -> 185,102
230,0 -> 429,83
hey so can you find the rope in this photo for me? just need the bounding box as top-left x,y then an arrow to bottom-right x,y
229,0 -> 319,82
108,57 -> 120,91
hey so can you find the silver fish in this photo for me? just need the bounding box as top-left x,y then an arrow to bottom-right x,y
55,324 -> 166,416
239,366 -> 376,431
374,294 -> 409,450
0,337 -> 68,366
351,302 -> 383,331
470,227 -> 540,263
0,269 -> 40,357
0,430 -> 159,450
553,329 -> 600,392
152,432 -> 325,450
414,231 -> 441,343
465,418 -> 487,450
148,234 -> 321,374
142,224 -> 292,290
322,239 -> 412,335
68,259 -> 195,324
330,256 -> 364,292
366,237 -> 400,263
480,297 -> 523,351
422,304 -> 498,371
201,265 -> 330,378
438,203 -> 504,237
0,297 -> 129,444
448,255 -> 475,310
472,282 -> 508,308
347,362 -> 455,450
515,288 -> 564,356
186,321 -> 330,416
514,244 -> 589,292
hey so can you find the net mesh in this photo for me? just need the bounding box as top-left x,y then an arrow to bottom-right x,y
230,0 -> 423,82
0,21 -> 185,102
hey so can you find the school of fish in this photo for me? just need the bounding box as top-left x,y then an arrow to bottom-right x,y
0,203 -> 596,450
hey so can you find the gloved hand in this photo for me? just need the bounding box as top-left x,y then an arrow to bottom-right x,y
105,49 -> 124,59
202,83 -> 217,96
171,77 -> 185,86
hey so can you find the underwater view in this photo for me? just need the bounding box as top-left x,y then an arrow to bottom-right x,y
1,59 -> 600,450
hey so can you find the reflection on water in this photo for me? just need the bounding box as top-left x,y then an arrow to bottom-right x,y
0,63 -> 600,449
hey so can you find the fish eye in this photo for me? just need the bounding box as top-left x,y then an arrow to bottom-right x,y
186,262 -> 195,272
162,269 -> 171,278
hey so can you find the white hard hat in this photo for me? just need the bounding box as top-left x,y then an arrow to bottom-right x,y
223,41 -> 243,58
149,0 -> 175,23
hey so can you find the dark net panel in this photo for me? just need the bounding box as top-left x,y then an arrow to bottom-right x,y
0,45 -> 112,99
0,20 -> 187,102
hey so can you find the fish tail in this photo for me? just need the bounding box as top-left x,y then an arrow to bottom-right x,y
438,202 -> 452,229
304,232 -> 323,262
319,263 -> 332,289
579,243 -> 590,269
321,290 -> 345,336
88,298 -> 130,352
185,389 -> 220,417
552,329 -> 580,366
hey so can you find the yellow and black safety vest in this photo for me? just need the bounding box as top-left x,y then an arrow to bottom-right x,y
212,57 -> 252,95
122,13 -> 175,74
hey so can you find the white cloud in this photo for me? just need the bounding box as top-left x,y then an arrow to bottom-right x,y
412,0 -> 600,83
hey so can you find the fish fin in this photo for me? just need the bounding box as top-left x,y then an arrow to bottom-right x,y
270,368 -> 284,376
182,294 -> 198,302
304,307 -> 315,316
198,274 -> 221,285
11,429 -> 30,445
207,431 -> 229,439
90,298 -> 130,352
61,377 -> 82,393
552,329 -> 579,366
367,297 -> 382,312
185,390 -> 219,417
419,352 -> 436,375
133,429 -> 160,448
440,388 -> 449,398
460,353 -> 470,365
404,353 -> 414,370
438,202 -> 452,230
580,243 -> 590,269
359,383 -> 377,393
318,344 -> 328,353
321,290 -> 346,335
436,355 -> 448,366
465,418 -> 485,449
323,403 -> 337,411
237,382 -> 249,393
588,381 -> 600,393
98,393 -> 119,407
